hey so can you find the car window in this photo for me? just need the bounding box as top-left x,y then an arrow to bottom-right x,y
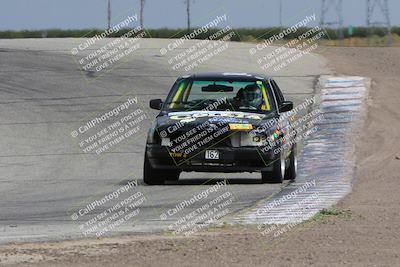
186,80 -> 242,101
270,80 -> 285,105
164,79 -> 277,114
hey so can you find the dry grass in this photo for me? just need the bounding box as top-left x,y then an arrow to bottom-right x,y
320,34 -> 400,47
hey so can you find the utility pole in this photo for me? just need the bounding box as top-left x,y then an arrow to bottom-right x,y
279,0 -> 283,28
320,0 -> 344,40
185,0 -> 191,32
366,0 -> 391,45
140,0 -> 145,28
107,0 -> 111,30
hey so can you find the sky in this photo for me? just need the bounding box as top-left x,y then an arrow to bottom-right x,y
0,0 -> 399,31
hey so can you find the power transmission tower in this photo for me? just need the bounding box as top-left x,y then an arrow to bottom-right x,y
320,0 -> 344,39
139,0 -> 145,28
107,0 -> 111,30
366,0 -> 391,43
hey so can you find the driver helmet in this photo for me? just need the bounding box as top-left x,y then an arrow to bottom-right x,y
241,84 -> 263,108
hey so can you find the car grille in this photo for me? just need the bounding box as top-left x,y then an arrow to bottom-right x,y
168,129 -> 232,152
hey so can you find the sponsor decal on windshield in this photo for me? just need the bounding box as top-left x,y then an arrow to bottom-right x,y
168,111 -> 265,122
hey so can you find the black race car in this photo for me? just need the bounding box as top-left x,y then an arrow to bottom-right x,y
144,73 -> 297,185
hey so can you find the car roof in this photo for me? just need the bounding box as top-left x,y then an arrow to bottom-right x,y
180,72 -> 272,82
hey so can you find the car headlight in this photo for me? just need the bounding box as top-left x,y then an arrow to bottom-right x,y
232,132 -> 267,147
251,135 -> 268,146
146,121 -> 159,144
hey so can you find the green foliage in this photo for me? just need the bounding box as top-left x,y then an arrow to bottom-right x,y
0,27 -> 398,40
312,208 -> 352,224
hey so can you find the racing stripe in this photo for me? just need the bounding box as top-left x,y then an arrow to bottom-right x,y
257,81 -> 271,111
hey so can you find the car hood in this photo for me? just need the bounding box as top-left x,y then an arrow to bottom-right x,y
156,111 -> 277,133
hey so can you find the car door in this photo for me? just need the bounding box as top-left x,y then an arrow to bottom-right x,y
270,80 -> 295,158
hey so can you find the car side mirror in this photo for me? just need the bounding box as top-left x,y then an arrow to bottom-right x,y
149,99 -> 163,110
279,101 -> 293,112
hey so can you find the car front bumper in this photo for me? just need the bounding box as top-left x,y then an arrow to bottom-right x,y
146,144 -> 276,172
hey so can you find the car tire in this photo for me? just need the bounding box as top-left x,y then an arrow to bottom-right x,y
143,153 -> 165,185
261,151 -> 285,183
284,144 -> 297,180
165,170 -> 181,181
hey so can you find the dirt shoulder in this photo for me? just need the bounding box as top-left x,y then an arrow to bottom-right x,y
1,47 -> 400,267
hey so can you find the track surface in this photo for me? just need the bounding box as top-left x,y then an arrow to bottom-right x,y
0,38 -> 330,243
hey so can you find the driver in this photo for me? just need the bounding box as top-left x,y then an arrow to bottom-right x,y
238,84 -> 263,109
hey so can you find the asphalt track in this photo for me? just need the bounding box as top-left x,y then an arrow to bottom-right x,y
0,38 -> 331,243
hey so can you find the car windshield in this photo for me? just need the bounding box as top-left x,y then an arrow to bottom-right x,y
163,78 -> 276,114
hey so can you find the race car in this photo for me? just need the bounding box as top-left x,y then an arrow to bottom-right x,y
144,73 -> 297,185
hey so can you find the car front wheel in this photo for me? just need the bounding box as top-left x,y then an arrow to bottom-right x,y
143,153 -> 180,185
143,153 -> 165,185
284,143 -> 297,180
261,151 -> 285,183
